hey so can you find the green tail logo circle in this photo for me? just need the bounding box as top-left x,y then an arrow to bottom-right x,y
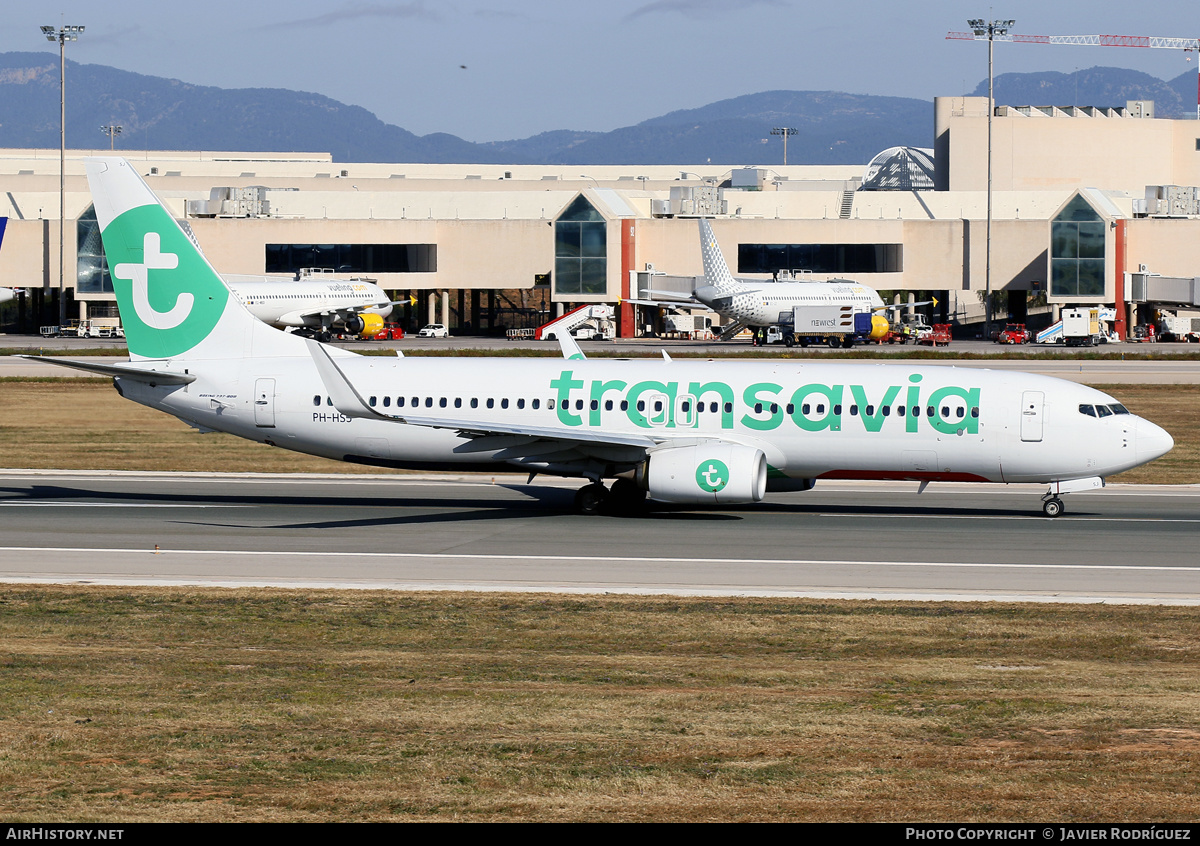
104,205 -> 228,357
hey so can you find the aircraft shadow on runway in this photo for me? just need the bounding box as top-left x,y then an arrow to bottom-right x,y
0,482 -> 1090,528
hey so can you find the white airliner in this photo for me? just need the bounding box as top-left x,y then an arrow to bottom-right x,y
694,222 -> 888,343
224,274 -> 394,340
26,158 -> 1174,518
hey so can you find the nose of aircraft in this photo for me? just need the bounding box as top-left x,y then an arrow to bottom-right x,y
1135,417 -> 1174,465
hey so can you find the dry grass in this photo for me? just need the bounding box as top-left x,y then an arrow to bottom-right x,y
0,588 -> 1197,822
1092,384 -> 1200,484
0,379 -> 403,474
0,378 -> 1195,483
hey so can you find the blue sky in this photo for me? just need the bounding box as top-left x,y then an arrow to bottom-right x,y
6,1 -> 1198,142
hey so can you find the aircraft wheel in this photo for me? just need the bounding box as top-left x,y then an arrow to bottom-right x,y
318,331 -> 333,343
606,478 -> 646,516
1042,497 -> 1064,518
574,483 -> 609,515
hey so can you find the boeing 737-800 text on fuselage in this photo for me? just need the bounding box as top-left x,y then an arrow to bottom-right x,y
26,159 -> 1174,517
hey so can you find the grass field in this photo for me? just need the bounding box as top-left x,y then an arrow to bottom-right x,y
0,589 -> 1198,822
0,378 -> 1194,483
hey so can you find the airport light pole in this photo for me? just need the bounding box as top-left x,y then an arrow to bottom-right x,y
42,23 -> 85,330
100,124 -> 122,150
969,17 -> 1013,335
771,127 -> 798,166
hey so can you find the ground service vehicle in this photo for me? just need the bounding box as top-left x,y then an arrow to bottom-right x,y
1159,311 -> 1200,343
917,324 -> 952,347
997,323 -> 1030,344
372,324 -> 405,340
1061,308 -> 1103,346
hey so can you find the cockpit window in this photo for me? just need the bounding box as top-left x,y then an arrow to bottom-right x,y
1110,404 -> 1130,415
1079,404 -> 1096,417
1096,405 -> 1113,418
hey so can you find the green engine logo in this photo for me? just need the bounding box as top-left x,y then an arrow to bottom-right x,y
695,459 -> 729,493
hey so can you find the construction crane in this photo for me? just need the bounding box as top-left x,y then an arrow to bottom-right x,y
946,31 -> 1200,118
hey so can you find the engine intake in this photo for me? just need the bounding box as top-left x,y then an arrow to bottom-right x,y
344,313 -> 384,338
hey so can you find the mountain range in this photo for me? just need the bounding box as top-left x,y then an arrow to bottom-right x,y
0,51 -> 1194,165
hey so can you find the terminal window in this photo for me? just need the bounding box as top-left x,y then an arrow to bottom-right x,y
1050,195 -> 1105,298
737,243 -> 902,275
265,243 -> 436,274
554,195 -> 607,296
76,206 -> 113,294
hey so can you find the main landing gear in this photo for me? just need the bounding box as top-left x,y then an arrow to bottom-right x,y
573,479 -> 646,516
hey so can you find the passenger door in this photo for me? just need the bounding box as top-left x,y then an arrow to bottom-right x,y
1020,391 -> 1044,442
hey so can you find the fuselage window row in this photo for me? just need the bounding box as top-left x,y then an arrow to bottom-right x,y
325,395 -> 979,422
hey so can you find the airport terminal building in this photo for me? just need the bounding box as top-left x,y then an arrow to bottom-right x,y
3,94 -> 1200,339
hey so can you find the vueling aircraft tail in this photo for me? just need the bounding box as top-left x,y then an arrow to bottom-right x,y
85,157 -> 295,362
697,217 -> 738,293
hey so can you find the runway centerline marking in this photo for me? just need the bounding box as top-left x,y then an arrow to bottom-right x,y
1,546 -> 1198,573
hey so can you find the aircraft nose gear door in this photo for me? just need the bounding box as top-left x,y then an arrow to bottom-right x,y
254,378 -> 277,428
1020,391 -> 1044,442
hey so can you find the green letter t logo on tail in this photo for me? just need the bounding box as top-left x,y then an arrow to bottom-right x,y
103,204 -> 228,358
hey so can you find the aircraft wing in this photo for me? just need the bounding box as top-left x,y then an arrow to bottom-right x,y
875,297 -> 938,313
277,302 -> 391,327
305,339 -> 659,451
624,297 -> 710,311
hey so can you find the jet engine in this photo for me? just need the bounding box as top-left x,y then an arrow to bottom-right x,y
639,443 -> 767,504
344,313 -> 385,338
869,313 -> 890,340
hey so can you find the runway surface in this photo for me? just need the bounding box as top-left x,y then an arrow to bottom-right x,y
1,472 -> 1197,605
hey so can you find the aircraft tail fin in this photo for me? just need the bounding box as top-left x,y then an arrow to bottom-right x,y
84,157 -> 295,362
698,217 -> 737,293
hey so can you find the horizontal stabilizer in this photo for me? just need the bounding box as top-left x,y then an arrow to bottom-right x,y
17,355 -> 196,385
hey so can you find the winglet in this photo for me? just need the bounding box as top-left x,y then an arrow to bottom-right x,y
557,331 -> 587,361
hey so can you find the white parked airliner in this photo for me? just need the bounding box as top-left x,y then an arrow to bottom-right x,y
225,273 -> 394,340
644,219 -> 897,345
26,159 -> 1174,517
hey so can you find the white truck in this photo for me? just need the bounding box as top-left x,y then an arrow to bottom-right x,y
771,305 -> 877,348
1061,308 -> 1103,347
663,314 -> 714,340
1159,310 -> 1200,343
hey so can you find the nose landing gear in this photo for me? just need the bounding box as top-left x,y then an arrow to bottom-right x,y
1041,494 -> 1065,518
